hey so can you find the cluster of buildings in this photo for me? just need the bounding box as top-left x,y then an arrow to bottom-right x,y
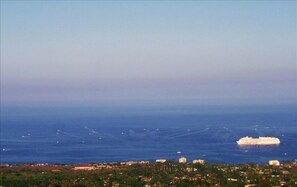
156,157 -> 281,166
178,157 -> 205,164
72,157 -> 206,171
156,157 -> 206,164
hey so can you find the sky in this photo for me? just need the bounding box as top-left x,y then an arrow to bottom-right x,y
1,1 -> 296,106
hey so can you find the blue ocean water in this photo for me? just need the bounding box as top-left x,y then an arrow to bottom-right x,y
1,105 -> 296,164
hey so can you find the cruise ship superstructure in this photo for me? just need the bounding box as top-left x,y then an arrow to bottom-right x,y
237,136 -> 280,146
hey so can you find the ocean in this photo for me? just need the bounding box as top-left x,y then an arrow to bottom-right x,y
1,105 -> 296,164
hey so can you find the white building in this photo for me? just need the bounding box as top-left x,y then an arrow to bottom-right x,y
179,157 -> 187,163
156,159 -> 166,163
192,159 -> 205,165
73,165 -> 96,171
268,160 -> 280,166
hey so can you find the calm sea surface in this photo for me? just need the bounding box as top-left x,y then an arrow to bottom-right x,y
1,105 -> 296,164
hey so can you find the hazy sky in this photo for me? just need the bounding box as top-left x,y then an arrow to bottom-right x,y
1,1 -> 296,106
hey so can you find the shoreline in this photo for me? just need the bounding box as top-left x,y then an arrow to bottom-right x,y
1,158 -> 296,165
1,159 -> 296,168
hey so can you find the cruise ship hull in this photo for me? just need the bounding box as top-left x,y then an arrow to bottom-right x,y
237,136 -> 280,146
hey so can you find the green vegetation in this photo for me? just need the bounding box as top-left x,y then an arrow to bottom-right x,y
0,161 -> 296,187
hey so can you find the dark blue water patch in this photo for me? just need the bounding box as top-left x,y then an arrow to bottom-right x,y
1,105 -> 296,164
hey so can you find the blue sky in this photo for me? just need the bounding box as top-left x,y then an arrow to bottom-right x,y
1,1 -> 296,106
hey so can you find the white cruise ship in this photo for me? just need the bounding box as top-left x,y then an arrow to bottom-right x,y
237,136 -> 280,146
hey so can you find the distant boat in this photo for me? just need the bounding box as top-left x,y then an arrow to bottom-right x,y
237,136 -> 280,146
